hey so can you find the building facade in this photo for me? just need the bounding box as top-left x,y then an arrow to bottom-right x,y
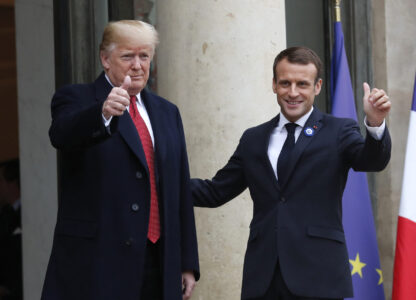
2,0 -> 415,299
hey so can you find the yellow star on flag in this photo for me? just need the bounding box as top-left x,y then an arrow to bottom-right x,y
376,269 -> 383,285
349,253 -> 366,278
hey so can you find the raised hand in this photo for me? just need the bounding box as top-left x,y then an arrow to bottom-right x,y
363,82 -> 391,127
102,76 -> 131,120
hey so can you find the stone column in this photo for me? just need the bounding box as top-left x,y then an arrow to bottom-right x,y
15,1 -> 56,299
156,1 -> 286,298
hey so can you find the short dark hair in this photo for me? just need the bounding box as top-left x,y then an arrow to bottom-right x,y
273,47 -> 322,83
0,158 -> 20,187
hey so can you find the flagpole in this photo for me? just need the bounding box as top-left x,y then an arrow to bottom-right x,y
334,0 -> 341,22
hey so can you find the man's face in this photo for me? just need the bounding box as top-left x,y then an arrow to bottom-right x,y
100,36 -> 153,95
272,58 -> 322,122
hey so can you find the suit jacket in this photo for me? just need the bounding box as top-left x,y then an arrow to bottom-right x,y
42,72 -> 199,300
192,108 -> 391,299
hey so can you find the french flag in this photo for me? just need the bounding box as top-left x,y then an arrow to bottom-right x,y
393,74 -> 416,300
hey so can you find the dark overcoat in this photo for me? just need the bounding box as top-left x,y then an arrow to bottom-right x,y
42,73 -> 199,300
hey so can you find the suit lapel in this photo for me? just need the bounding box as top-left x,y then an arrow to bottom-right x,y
141,89 -> 167,167
94,73 -> 149,174
279,108 -> 324,188
118,112 -> 149,175
94,72 -> 113,102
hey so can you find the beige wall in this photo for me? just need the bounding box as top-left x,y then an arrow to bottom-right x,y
372,0 -> 416,298
156,0 -> 286,298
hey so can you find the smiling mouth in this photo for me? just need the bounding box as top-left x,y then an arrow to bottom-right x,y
286,100 -> 302,105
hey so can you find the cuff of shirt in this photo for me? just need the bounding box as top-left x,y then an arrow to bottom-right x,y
364,116 -> 385,140
102,114 -> 113,127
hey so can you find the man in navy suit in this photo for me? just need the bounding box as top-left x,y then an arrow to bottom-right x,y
42,20 -> 199,300
192,47 -> 391,300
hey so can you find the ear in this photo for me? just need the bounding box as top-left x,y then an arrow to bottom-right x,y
272,78 -> 277,94
314,78 -> 322,95
100,51 -> 110,70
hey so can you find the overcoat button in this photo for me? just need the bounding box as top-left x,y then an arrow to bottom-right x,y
281,197 -> 286,202
136,171 -> 143,179
125,239 -> 133,246
131,203 -> 139,211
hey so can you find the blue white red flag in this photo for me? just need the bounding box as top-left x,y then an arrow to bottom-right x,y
393,74 -> 416,300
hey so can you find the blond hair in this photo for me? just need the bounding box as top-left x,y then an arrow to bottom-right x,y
100,20 -> 159,56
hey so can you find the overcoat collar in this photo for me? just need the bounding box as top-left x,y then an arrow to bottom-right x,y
140,88 -> 168,169
94,72 -> 112,102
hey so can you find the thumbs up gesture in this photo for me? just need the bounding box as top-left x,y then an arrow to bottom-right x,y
102,76 -> 132,120
362,82 -> 391,127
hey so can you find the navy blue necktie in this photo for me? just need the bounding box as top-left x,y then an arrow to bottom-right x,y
277,123 -> 297,183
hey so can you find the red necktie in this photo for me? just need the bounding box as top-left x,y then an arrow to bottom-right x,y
129,95 -> 160,243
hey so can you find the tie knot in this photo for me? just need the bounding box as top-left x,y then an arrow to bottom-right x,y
285,123 -> 297,135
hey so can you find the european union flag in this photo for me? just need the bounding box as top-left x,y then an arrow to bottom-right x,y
330,21 -> 385,300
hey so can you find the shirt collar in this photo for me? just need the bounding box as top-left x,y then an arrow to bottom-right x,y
104,73 -> 143,105
277,107 -> 314,131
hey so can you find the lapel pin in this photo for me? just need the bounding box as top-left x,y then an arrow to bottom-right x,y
304,127 -> 315,137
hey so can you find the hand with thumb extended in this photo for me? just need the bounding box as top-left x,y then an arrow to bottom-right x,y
121,75 -> 131,91
362,82 -> 391,127
363,82 -> 371,102
102,75 -> 131,120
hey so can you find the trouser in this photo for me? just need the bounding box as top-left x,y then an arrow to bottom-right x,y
252,261 -> 343,300
140,240 -> 163,300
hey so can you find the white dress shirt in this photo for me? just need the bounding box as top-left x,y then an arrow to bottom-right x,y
267,107 -> 386,180
102,74 -> 155,147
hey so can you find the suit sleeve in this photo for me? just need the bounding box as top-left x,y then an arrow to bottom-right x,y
175,108 -> 200,280
338,118 -> 391,172
49,86 -> 116,150
191,134 -> 248,208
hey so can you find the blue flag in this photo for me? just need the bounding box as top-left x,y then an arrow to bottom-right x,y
330,21 -> 385,300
